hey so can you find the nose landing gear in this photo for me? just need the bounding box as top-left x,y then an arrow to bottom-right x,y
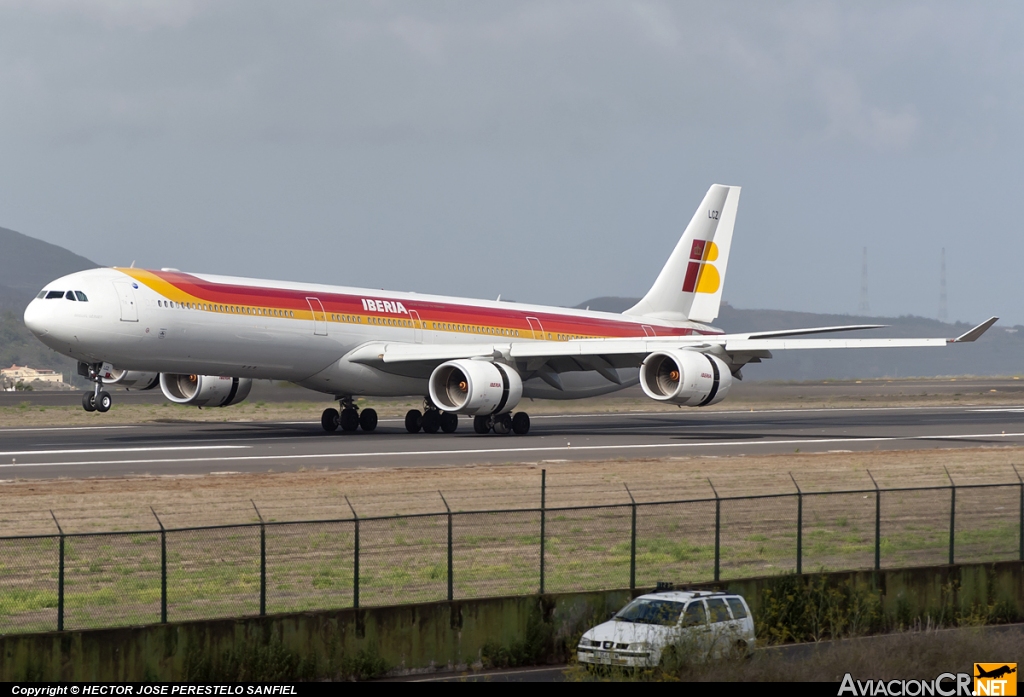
81,363 -> 112,413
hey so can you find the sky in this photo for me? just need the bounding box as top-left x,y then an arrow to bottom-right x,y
1,1 -> 1022,325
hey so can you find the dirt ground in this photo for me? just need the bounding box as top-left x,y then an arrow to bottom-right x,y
2,445 -> 1023,537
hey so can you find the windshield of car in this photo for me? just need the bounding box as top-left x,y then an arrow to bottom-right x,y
614,598 -> 685,626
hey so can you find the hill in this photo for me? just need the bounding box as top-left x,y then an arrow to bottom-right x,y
0,225 -> 97,311
576,297 -> 1022,380
0,226 -> 98,379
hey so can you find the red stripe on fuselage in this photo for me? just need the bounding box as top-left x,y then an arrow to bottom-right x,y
147,270 -> 717,339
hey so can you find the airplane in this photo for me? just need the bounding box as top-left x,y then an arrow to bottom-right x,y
22,184 -> 997,436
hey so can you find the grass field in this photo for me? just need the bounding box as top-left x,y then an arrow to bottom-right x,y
2,446 -> 1023,634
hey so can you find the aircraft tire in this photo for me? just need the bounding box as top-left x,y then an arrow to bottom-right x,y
421,410 -> 441,434
82,393 -> 97,412
473,415 -> 491,434
492,413 -> 512,435
96,391 -> 112,413
359,408 -> 378,432
512,412 -> 530,435
321,408 -> 340,432
440,412 -> 458,433
340,408 -> 359,432
405,409 -> 422,433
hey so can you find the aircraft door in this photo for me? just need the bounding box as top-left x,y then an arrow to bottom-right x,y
306,297 -> 327,336
112,281 -> 139,322
409,310 -> 423,343
642,325 -> 657,337
526,316 -> 545,340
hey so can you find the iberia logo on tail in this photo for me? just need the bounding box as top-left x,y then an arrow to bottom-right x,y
681,239 -> 720,294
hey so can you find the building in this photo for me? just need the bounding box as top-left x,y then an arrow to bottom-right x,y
1,364 -> 66,390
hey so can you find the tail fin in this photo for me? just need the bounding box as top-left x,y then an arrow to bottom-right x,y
623,184 -> 740,323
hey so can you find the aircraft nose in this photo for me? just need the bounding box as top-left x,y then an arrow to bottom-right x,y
23,300 -> 49,336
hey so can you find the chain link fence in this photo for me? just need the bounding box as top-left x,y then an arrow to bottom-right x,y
2,473 -> 1023,635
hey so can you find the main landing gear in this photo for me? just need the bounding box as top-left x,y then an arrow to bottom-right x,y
474,412 -> 530,436
321,397 -> 377,433
81,363 -> 112,413
405,400 -> 459,434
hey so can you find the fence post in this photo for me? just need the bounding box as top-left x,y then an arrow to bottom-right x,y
151,507 -> 167,624
867,470 -> 881,571
439,491 -> 453,601
540,469 -> 546,595
789,473 -> 802,575
944,467 -> 955,566
1014,465 -> 1024,562
251,501 -> 266,616
50,511 -> 64,632
708,478 -> 721,582
624,485 -> 636,591
346,496 -> 359,609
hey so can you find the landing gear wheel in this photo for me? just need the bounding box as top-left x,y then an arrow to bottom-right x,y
95,391 -> 112,413
512,412 -> 531,435
359,408 -> 378,432
405,409 -> 423,433
492,413 -> 512,435
340,408 -> 359,432
421,410 -> 441,434
82,393 -> 97,412
473,415 -> 491,434
440,412 -> 459,433
321,408 -> 340,432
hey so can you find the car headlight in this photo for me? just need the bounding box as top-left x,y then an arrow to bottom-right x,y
630,642 -> 652,651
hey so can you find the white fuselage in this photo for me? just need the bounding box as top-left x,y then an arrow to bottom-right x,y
24,267 -> 721,400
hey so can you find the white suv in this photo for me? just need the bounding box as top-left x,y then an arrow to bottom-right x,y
576,590 -> 755,669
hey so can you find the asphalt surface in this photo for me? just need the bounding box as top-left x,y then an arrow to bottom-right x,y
3,403 -> 1024,479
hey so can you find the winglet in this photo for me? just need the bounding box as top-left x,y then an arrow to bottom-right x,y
951,317 -> 998,343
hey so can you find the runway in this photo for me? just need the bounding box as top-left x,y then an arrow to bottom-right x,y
3,404 -> 1024,479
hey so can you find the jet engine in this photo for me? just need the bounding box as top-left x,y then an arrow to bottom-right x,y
428,360 -> 522,416
159,373 -> 253,407
100,365 -> 159,390
639,350 -> 732,407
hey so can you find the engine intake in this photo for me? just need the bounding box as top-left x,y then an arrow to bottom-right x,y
428,360 -> 522,416
639,350 -> 732,406
100,364 -> 159,390
159,374 -> 253,407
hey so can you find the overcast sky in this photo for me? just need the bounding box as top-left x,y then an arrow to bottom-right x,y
1,1 -> 1022,325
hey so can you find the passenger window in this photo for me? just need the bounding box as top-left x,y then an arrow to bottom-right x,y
706,598 -> 731,623
681,602 -> 707,628
726,598 -> 748,620
46,290 -> 64,299
65,291 -> 76,301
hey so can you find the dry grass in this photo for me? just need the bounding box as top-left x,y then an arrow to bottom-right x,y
1,446 -> 1022,536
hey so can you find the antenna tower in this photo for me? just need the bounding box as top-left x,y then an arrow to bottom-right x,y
938,247 -> 948,322
858,247 -> 870,314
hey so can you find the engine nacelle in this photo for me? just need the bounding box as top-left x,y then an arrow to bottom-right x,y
159,373 -> 253,407
100,364 -> 159,390
639,350 -> 732,407
428,360 -> 523,416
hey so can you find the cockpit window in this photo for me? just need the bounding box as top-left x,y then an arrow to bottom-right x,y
36,291 -> 46,299
65,291 -> 77,301
75,291 -> 88,302
45,290 -> 64,299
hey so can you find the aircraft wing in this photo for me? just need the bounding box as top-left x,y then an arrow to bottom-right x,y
347,317 -> 998,378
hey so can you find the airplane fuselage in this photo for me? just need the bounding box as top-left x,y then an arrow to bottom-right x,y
25,267 -> 722,399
